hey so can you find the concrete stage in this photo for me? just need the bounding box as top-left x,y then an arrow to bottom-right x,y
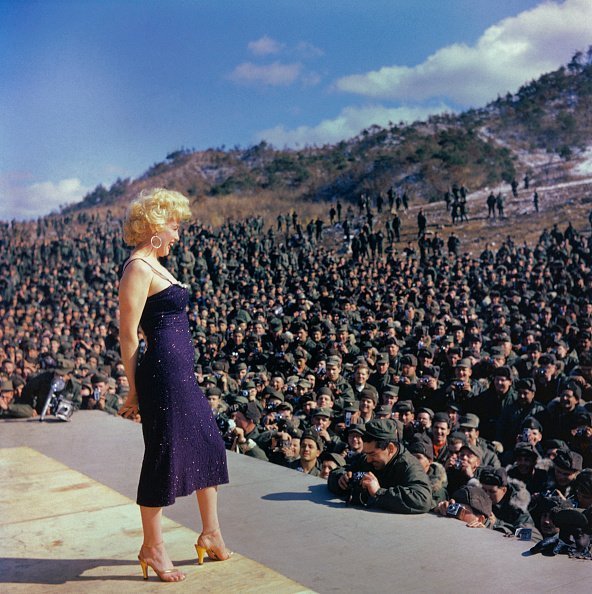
1,412 -> 590,593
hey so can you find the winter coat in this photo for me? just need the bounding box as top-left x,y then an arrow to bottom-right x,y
328,443 -> 432,514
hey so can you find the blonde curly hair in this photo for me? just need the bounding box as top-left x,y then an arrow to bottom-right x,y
123,188 -> 192,246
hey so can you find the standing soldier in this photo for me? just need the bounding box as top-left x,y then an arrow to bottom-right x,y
533,191 -> 539,213
417,209 -> 427,238
487,192 -> 496,219
402,192 -> 409,210
496,193 -> 505,219
524,174 -> 530,189
329,205 -> 336,225
447,232 -> 461,256
376,193 -> 383,214
395,193 -> 401,211
387,187 -> 395,211
277,213 -> 284,231
511,179 -> 519,197
392,213 -> 401,242
336,200 -> 342,222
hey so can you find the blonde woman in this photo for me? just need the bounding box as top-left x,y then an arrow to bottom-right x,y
119,188 -> 230,582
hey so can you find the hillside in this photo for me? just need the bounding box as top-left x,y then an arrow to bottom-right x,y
65,49 -> 592,219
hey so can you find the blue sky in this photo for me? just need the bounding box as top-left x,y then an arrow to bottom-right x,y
1,0 -> 591,220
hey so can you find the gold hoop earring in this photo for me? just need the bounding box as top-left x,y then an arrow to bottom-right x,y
150,235 -> 163,249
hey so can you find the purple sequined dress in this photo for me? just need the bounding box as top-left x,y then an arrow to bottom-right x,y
135,283 -> 228,507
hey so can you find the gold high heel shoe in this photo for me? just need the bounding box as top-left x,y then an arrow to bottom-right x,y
137,549 -> 186,582
195,531 -> 233,565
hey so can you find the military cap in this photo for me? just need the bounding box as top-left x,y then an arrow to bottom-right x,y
417,407 -> 434,419
459,413 -> 480,429
243,401 -> 262,424
91,373 -> 108,384
321,451 -> 346,467
553,508 -> 590,535
538,354 -> 556,366
455,358 -> 472,369
422,366 -> 440,379
0,380 -> 14,392
408,438 -> 433,461
342,400 -> 359,413
562,381 -> 582,399
276,401 -> 293,412
460,442 -> 483,459
478,466 -> 508,487
451,485 -> 492,517
520,416 -> 543,432
394,400 -> 414,413
417,348 -> 434,359
242,380 -> 256,390
516,378 -> 536,392
294,347 -> 309,360
301,429 -> 324,451
317,386 -> 334,399
382,386 -> 400,397
491,366 -> 512,379
400,354 -> 418,366
205,386 -> 222,397
312,407 -> 334,418
363,419 -> 399,442
375,404 -> 393,418
376,353 -> 390,365
269,318 -> 283,331
359,387 -> 378,405
449,431 -> 467,444
489,346 -> 505,359
433,412 -> 450,426
512,442 -> 539,460
526,342 -> 542,352
297,379 -> 312,390
264,387 -> 284,402
347,423 -> 366,437
553,449 -> 583,472
326,356 -> 342,367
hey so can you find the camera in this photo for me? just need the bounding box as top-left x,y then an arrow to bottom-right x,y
346,471 -> 369,506
446,502 -> 463,517
419,376 -> 430,385
344,411 -> 352,427
241,390 -> 249,397
39,377 -> 74,422
454,459 -> 463,470
453,380 -> 465,390
575,427 -> 588,437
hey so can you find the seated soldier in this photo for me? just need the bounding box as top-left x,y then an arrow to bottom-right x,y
328,419 -> 432,514
445,442 -> 483,494
408,437 -> 448,507
289,430 -> 324,476
507,442 -> 549,495
434,484 -> 494,529
543,448 -> 583,498
458,413 -> 500,468
478,466 -> 540,540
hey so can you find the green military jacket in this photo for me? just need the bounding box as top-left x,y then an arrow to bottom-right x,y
328,443 -> 432,514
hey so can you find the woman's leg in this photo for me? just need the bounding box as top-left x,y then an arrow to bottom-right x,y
196,486 -> 230,560
139,505 -> 185,581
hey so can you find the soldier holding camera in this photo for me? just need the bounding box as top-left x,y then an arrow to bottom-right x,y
327,419 -> 432,514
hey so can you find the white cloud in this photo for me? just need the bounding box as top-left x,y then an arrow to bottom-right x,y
336,0 -> 592,106
256,103 -> 453,148
228,61 -> 303,86
248,35 -> 284,56
295,41 -> 324,58
0,176 -> 90,221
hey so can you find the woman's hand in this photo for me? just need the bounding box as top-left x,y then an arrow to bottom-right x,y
118,392 -> 141,422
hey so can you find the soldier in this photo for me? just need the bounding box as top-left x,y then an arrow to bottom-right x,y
533,190 -> 539,212
392,213 -> 401,242
487,192 -> 496,218
328,419 -> 432,513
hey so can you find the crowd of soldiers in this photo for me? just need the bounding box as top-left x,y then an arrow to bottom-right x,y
1,189 -> 592,559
